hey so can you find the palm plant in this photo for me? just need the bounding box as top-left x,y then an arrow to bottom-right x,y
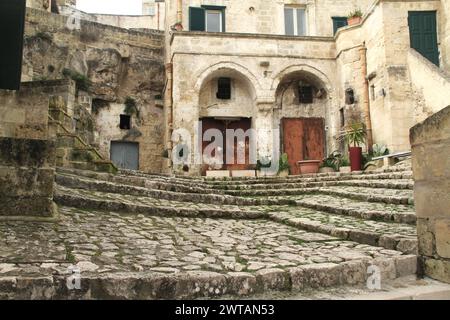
339,122 -> 367,147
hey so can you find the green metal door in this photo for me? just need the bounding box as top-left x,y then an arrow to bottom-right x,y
408,11 -> 439,66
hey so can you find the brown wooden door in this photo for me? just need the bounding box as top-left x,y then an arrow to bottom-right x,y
200,118 -> 252,175
282,118 -> 325,175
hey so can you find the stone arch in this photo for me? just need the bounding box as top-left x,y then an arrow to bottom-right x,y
271,64 -> 333,97
194,61 -> 262,100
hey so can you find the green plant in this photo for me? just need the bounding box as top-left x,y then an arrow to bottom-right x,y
372,144 -> 389,157
124,96 -> 140,117
340,157 -> 350,167
62,68 -> 91,92
321,150 -> 344,170
91,99 -> 110,114
348,9 -> 363,18
278,153 -> 290,173
339,122 -> 367,147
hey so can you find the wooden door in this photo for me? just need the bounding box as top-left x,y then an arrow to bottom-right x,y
200,118 -> 252,174
282,118 -> 325,175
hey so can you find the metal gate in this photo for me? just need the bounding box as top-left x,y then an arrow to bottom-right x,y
110,141 -> 139,170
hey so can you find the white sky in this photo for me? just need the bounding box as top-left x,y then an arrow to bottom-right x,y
77,0 -> 142,15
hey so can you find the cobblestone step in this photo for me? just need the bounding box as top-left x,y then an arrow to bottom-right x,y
56,173 -> 256,206
0,207 -> 417,299
267,207 -> 417,254
54,186 -> 265,220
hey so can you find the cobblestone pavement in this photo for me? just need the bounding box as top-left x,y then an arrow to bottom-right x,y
0,164 -> 420,299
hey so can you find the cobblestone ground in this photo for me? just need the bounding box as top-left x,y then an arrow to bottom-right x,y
0,164 -> 420,299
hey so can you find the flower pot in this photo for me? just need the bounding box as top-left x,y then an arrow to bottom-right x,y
349,146 -> 362,171
297,160 -> 321,175
347,16 -> 362,26
319,167 -> 335,174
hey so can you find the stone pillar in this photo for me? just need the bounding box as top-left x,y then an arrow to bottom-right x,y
410,105 -> 450,283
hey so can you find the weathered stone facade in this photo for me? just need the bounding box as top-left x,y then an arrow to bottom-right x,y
165,0 -> 450,175
411,106 -> 450,284
22,7 -> 166,173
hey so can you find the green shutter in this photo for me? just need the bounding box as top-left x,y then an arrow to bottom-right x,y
189,7 -> 205,31
332,17 -> 348,35
408,11 -> 439,66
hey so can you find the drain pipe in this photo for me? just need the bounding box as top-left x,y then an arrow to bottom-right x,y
359,43 -> 373,153
177,0 -> 183,23
165,63 -> 174,168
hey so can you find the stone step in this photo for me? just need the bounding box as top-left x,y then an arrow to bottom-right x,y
0,206 -> 418,299
53,185 -> 417,253
56,173 -> 257,206
267,206 -> 417,254
226,186 -> 413,205
54,185 -> 265,220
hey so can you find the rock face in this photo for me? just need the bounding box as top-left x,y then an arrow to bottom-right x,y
22,8 -> 166,173
410,105 -> 450,284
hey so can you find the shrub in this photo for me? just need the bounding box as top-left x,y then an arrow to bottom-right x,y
348,9 -> 363,18
62,68 -> 91,92
124,96 -> 140,117
278,153 -> 290,173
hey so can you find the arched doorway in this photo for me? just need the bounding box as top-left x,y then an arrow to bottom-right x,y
274,67 -> 331,175
197,65 -> 258,175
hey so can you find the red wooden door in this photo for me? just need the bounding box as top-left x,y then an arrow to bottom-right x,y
282,118 -> 325,175
200,118 -> 252,175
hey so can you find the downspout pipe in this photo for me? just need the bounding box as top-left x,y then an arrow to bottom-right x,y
177,0 -> 182,23
359,43 -> 374,153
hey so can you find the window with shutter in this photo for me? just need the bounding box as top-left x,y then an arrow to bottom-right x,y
189,7 -> 206,31
332,17 -> 348,35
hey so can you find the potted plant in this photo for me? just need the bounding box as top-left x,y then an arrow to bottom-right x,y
278,153 -> 290,177
347,9 -> 363,26
297,156 -> 321,175
339,122 -> 367,171
319,151 -> 341,173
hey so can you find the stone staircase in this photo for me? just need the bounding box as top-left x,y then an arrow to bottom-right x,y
48,97 -> 117,174
0,162 -> 410,298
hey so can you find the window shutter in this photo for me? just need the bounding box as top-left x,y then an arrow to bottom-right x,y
284,8 -> 294,35
297,9 -> 307,36
332,17 -> 348,35
189,7 -> 205,31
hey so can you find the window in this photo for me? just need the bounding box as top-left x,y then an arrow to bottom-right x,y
339,108 -> 345,128
345,88 -> 355,104
120,114 -> 131,130
299,86 -> 313,104
206,10 -> 222,32
189,6 -> 225,32
285,7 -> 307,36
332,17 -> 348,35
217,77 -> 231,99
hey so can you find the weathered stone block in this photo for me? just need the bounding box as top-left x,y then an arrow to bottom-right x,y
0,137 -> 55,167
256,268 -> 290,291
435,219 -> 450,258
423,258 -> 450,284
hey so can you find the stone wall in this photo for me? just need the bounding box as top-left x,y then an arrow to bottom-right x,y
0,80 -> 67,218
169,0 -> 372,36
408,49 -> 450,124
411,106 -> 450,284
26,0 -> 51,12
22,8 -> 166,173
59,6 -> 165,31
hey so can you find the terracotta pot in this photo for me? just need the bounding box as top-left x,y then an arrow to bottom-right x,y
297,160 -> 321,175
349,147 -> 362,171
347,16 -> 362,26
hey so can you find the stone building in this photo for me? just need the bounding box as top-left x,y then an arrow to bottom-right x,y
164,0 -> 450,176
19,0 -> 450,176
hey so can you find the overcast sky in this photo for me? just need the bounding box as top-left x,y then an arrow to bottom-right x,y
77,0 -> 142,15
